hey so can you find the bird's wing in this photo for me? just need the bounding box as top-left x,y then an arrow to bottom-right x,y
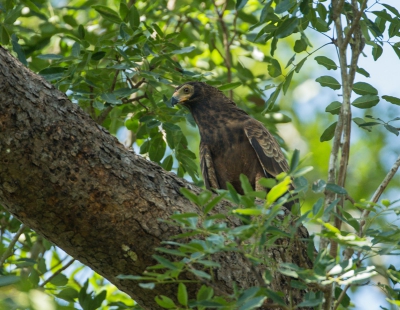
200,142 -> 220,189
244,119 -> 289,178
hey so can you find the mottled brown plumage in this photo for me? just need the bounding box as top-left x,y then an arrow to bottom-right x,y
171,82 -> 294,209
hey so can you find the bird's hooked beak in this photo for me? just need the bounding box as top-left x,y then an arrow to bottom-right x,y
171,94 -> 180,106
171,89 -> 191,106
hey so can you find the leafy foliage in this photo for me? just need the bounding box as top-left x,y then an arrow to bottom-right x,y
1,0 -> 400,309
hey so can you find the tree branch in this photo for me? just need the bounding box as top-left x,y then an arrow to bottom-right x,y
0,224 -> 26,268
213,0 -> 233,98
359,154 -> 400,236
40,258 -> 76,287
0,47 -> 312,310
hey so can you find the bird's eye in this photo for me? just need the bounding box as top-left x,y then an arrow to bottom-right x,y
183,88 -> 189,93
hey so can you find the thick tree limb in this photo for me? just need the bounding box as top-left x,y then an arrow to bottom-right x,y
0,47 -> 311,309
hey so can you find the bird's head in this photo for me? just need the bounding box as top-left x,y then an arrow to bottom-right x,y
171,82 -> 237,111
171,82 -> 199,107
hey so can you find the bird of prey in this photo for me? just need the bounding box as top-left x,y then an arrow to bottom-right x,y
171,82 -> 294,209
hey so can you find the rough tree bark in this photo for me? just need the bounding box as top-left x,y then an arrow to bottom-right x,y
0,47 -> 312,309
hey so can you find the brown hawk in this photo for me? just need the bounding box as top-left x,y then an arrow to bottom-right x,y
171,82 -> 295,209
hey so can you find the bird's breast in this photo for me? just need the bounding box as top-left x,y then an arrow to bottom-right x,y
201,126 -> 265,194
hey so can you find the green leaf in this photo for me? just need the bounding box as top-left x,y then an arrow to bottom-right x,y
297,292 -> 324,307
267,177 -> 291,204
190,269 -> 212,280
294,39 -> 307,53
0,275 -> 20,287
326,183 -> 347,195
384,124 -> 399,136
152,255 -> 179,270
0,25 -> 10,45
314,17 -> 330,32
4,6 -> 22,24
171,46 -> 195,54
265,289 -> 286,306
275,17 -> 299,39
152,23 -> 164,38
177,283 -> 188,306
100,93 -> 122,105
50,273 -> 68,286
155,295 -> 176,309
289,149 -> 300,173
316,76 -> 341,90
382,4 -> 400,17
268,59 -> 282,78
161,155 -> 173,171
236,0 -> 248,10
352,82 -> 378,95
78,24 -> 85,39
314,56 -> 337,70
180,188 -> 199,205
139,282 -> 155,289
265,83 -> 282,110
71,42 -> 80,57
275,0 -> 295,14
92,5 -> 122,24
92,51 -> 106,61
352,95 -> 379,109
93,290 -> 107,309
312,198 -> 324,216
149,137 -> 166,162
39,67 -> 67,81
227,183 -> 240,203
295,57 -> 306,73
57,288 -> 79,302
203,193 -> 226,214
325,101 -> 341,115
382,95 -> 400,106
129,5 -> 140,29
11,34 -> 27,66
356,67 -> 370,77
282,70 -> 294,94
233,208 -> 262,215
218,82 -> 242,91
37,54 -> 63,60
372,44 -> 383,60
239,174 -> 253,195
312,179 -> 326,193
320,122 -> 337,142
197,285 -> 214,301
335,287 -> 350,308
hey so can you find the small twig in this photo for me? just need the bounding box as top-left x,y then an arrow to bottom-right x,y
212,0 -> 233,98
228,11 -> 239,47
110,70 -> 120,92
96,106 -> 113,125
345,194 -> 355,205
342,0 -> 368,49
333,283 -> 350,310
133,78 -> 146,89
122,94 -> 148,104
39,258 -> 75,287
0,224 -> 26,268
358,154 -> 400,236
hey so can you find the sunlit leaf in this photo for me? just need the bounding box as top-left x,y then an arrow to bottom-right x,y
352,82 -> 378,95
352,95 -> 379,109
315,56 -> 337,70
316,76 -> 341,90
92,5 -> 122,24
320,122 -> 337,142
